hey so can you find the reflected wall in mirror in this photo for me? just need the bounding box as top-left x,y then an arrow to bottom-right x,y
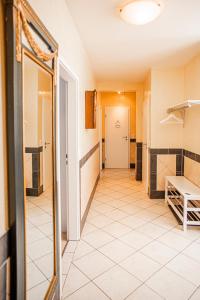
85,90 -> 97,129
23,52 -> 55,299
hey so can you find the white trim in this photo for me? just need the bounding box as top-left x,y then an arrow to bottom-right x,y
56,57 -> 80,297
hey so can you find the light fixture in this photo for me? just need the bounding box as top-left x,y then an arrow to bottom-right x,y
119,0 -> 163,25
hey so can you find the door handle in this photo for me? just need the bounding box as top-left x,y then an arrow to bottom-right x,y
122,136 -> 128,141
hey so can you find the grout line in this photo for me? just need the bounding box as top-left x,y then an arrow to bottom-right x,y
63,170 -> 200,300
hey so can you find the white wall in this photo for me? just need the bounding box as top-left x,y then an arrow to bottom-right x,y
28,0 -> 97,157
28,0 -> 99,224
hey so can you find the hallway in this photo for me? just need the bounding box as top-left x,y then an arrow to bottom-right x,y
62,169 -> 200,300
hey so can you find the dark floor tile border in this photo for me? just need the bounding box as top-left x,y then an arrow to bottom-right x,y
80,142 -> 100,168
80,174 -> 100,233
0,230 -> 11,267
136,143 -> 142,181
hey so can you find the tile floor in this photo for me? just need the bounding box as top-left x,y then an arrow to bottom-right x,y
62,169 -> 200,300
26,187 -> 55,299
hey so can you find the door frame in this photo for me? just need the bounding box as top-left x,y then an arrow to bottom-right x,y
57,58 -> 80,295
105,106 -> 130,169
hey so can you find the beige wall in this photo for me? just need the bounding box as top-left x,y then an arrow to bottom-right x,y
151,68 -> 185,148
147,56 -> 200,189
0,2 -> 8,237
183,55 -> 200,154
183,54 -> 200,186
100,91 -> 136,164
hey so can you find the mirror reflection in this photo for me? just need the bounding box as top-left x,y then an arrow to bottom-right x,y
23,54 -> 55,299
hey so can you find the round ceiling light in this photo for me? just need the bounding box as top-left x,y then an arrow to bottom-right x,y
120,0 -> 163,25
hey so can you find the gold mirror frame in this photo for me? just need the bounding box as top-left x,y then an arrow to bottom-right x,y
4,0 -> 59,299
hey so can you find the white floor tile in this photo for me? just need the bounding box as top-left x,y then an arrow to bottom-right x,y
99,239 -> 135,263
82,229 -> 114,248
94,265 -> 141,300
102,221 -> 132,238
34,253 -> 54,279
119,230 -> 152,250
103,209 -> 128,221
137,222 -> 168,239
37,222 -> 53,236
27,262 -> 46,290
94,203 -> 115,214
190,288 -> 200,300
158,231 -> 191,251
126,284 -> 164,300
81,222 -> 98,237
120,204 -> 142,215
62,264 -> 90,298
28,213 -> 52,227
120,215 -> 147,229
166,253 -> 200,286
27,237 -> 53,260
27,280 -> 49,300
183,242 -> 200,263
146,267 -> 196,300
73,240 -> 94,261
120,252 -> 162,281
62,253 -> 74,275
65,282 -> 109,300
27,227 -> 46,244
141,240 -> 178,265
88,215 -> 113,228
65,241 -> 78,253
73,250 -> 114,279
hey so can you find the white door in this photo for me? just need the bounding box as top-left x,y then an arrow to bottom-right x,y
105,106 -> 129,168
42,96 -> 53,191
142,92 -> 151,193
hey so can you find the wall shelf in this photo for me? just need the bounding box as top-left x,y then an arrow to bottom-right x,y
167,100 -> 200,113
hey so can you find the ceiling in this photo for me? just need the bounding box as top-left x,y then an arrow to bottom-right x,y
66,0 -> 200,83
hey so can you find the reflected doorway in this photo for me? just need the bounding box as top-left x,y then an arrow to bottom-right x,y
59,77 -> 68,253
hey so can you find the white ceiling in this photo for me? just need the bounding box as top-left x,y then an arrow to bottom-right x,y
66,0 -> 200,83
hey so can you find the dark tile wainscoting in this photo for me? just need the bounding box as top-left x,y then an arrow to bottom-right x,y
136,142 -> 143,181
149,148 -> 199,199
25,146 -> 43,196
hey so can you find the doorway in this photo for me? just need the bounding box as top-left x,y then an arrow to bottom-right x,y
105,106 -> 130,168
59,78 -> 68,253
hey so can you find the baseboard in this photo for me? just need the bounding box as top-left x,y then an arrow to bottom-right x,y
80,173 -> 100,233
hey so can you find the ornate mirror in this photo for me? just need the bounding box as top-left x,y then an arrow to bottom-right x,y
5,0 -> 59,299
